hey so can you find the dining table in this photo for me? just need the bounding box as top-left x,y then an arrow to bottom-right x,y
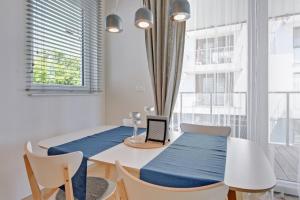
38,125 -> 276,200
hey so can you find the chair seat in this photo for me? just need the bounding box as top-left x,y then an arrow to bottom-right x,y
56,177 -> 116,200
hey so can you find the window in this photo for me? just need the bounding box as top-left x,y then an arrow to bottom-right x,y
294,73 -> 300,91
172,0 -> 247,139
195,35 -> 234,65
195,74 -> 214,93
26,0 -> 103,93
294,27 -> 300,64
269,16 -> 300,146
195,73 -> 234,106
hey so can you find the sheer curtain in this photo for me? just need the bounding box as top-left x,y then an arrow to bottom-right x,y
246,0 -> 271,199
173,0 -> 248,138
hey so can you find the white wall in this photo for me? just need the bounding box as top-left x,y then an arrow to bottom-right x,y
105,0 -> 154,126
0,0 -> 106,199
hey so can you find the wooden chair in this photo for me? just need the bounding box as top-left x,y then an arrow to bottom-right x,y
115,161 -> 229,200
23,142 -> 117,200
180,123 -> 231,137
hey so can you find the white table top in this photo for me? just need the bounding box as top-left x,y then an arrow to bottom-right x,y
38,125 -> 276,192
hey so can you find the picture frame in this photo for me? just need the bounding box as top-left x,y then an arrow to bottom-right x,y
145,115 -> 169,145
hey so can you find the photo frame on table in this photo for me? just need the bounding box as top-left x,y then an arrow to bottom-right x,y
145,115 -> 169,145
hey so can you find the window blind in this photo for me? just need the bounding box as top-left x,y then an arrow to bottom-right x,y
26,0 -> 104,93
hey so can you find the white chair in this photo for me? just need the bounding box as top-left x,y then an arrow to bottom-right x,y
115,161 -> 229,200
180,123 -> 231,137
23,142 -> 116,200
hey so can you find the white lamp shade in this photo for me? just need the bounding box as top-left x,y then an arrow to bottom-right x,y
135,7 -> 154,29
106,14 -> 123,33
170,0 -> 191,22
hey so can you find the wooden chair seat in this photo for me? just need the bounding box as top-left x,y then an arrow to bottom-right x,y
55,177 -> 116,200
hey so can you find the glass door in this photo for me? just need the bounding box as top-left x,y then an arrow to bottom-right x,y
269,0 -> 300,196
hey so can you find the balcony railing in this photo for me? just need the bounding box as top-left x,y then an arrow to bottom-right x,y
172,92 -> 247,138
173,91 -> 300,145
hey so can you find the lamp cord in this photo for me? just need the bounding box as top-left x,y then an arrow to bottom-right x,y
115,0 -> 119,13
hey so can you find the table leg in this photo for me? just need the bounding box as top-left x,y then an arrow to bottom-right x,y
228,190 -> 237,200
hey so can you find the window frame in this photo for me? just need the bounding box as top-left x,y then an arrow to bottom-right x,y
293,27 -> 300,64
195,72 -> 234,107
26,0 -> 102,94
195,35 -> 234,65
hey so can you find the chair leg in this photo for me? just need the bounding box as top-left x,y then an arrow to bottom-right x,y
23,154 -> 42,200
106,190 -> 117,200
63,166 -> 74,200
117,180 -> 128,200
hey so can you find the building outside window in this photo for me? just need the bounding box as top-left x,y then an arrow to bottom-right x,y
195,35 -> 234,65
172,23 -> 247,138
293,27 -> 300,64
195,73 -> 234,106
294,73 -> 300,90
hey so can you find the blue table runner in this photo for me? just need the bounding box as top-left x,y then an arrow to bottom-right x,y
48,126 -> 146,200
140,133 -> 227,188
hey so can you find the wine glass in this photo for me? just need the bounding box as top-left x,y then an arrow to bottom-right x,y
129,112 -> 142,143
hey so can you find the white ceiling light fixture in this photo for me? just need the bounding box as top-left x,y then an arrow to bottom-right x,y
135,7 -> 154,29
170,0 -> 191,22
106,0 -> 123,33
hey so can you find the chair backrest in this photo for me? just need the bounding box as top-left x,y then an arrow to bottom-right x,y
180,123 -> 231,137
24,142 -> 83,188
115,161 -> 229,200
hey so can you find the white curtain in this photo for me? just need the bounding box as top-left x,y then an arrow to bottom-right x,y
174,0 -> 248,137
247,0 -> 269,146
245,0 -> 271,199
